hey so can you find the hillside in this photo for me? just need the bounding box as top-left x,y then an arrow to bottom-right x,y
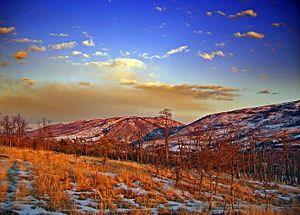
30,116 -> 184,142
0,146 -> 299,214
167,100 -> 300,148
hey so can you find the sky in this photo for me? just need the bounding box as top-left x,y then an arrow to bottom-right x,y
0,0 -> 299,124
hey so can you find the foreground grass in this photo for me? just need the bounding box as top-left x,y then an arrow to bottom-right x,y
0,146 -> 299,214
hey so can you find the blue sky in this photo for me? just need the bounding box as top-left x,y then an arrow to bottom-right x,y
0,0 -> 299,123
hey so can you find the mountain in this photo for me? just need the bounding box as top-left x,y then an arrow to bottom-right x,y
167,100 -> 300,148
31,116 -> 184,142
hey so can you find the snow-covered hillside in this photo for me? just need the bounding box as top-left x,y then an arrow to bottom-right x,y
167,100 -> 300,147
30,116 -> 184,142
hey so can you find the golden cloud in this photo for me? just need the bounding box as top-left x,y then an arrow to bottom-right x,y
14,50 -> 28,60
213,9 -> 257,18
27,46 -> 46,52
119,80 -> 239,101
0,79 -> 239,123
234,31 -> 265,39
0,27 -> 15,34
229,9 -> 257,18
71,51 -> 82,56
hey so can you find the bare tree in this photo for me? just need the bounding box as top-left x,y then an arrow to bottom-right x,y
159,108 -> 172,164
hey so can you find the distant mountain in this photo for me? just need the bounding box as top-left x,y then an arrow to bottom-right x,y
31,116 -> 184,142
167,100 -> 300,148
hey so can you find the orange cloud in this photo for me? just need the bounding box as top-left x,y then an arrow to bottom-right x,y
234,31 -> 265,39
0,27 -> 15,34
14,50 -> 28,60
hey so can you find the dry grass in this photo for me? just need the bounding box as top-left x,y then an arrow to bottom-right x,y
0,145 -> 299,214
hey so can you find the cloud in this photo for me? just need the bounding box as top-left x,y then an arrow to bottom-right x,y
119,79 -> 138,85
165,46 -> 189,56
82,31 -> 93,39
82,39 -> 95,47
257,90 -> 279,95
215,42 -> 225,48
51,56 -> 69,60
234,31 -> 264,39
87,58 -> 145,69
12,38 -> 43,43
139,46 -> 189,60
216,11 -> 226,16
154,6 -> 165,12
14,50 -> 28,60
198,51 -> 225,61
71,51 -> 82,56
213,9 -> 257,18
231,66 -> 249,73
50,42 -> 77,50
0,61 -> 10,67
20,77 -> 37,86
93,51 -> 109,57
0,78 -> 241,123
140,53 -> 162,60
78,81 -> 94,87
228,9 -> 257,18
49,33 -> 69,37
27,46 -> 46,52
272,22 -> 285,28
120,80 -> 239,101
82,54 -> 89,59
0,27 -> 15,34
193,30 -> 212,35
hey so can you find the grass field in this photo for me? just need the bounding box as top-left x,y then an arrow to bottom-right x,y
0,146 -> 299,214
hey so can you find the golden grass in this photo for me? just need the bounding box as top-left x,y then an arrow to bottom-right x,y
0,145 -> 299,214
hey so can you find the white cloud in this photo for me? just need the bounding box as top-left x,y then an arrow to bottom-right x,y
12,38 -> 43,43
93,51 -> 109,57
206,11 -> 212,16
49,33 -> 69,37
51,56 -> 69,60
154,6 -> 165,12
87,58 -> 145,69
82,39 -> 95,47
215,42 -> 225,48
164,45 -> 189,58
231,66 -> 249,73
50,42 -> 77,50
198,51 -> 225,61
82,31 -> 93,39
140,53 -> 162,60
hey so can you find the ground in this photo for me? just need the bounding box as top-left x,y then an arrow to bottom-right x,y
0,146 -> 299,214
